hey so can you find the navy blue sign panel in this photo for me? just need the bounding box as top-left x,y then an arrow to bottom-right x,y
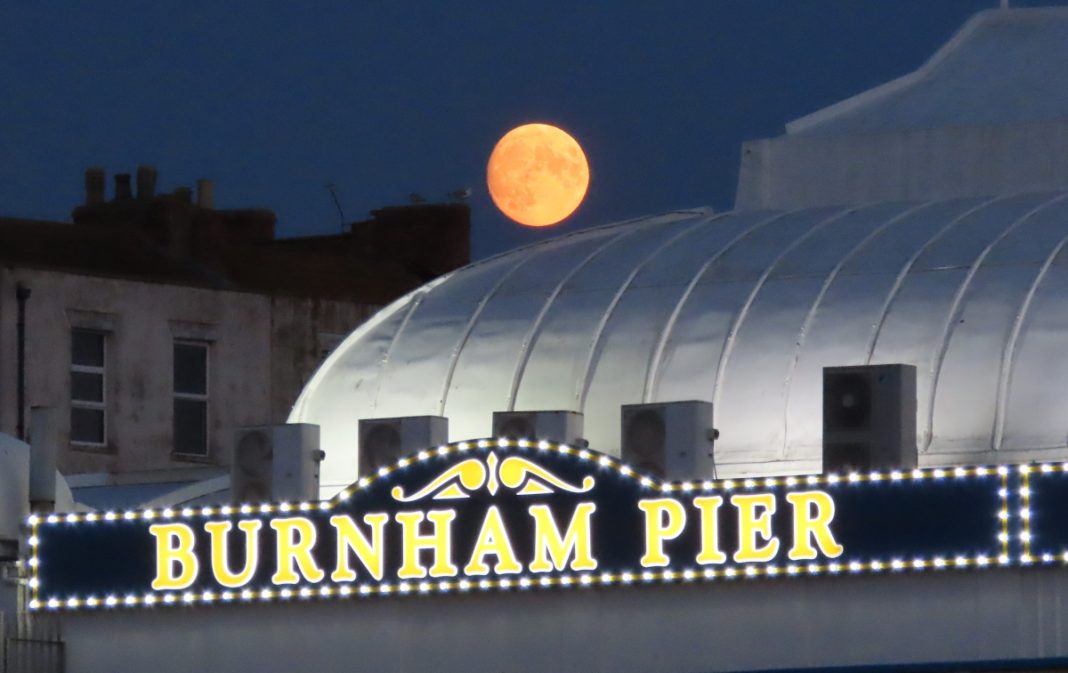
1021,463 -> 1068,563
28,439 -> 1019,611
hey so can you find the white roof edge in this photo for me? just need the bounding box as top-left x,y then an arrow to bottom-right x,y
65,466 -> 225,488
141,475 -> 231,508
785,8 -> 1000,135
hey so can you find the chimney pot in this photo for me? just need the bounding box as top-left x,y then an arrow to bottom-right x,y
114,173 -> 133,200
174,186 -> 193,204
84,167 -> 105,205
196,178 -> 215,208
136,165 -> 157,200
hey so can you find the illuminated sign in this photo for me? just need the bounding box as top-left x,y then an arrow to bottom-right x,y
29,438 -> 1048,612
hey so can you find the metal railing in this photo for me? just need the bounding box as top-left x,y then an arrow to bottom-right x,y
4,638 -> 63,673
0,608 -> 64,673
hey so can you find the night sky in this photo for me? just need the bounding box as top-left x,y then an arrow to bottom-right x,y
2,1 -> 1065,260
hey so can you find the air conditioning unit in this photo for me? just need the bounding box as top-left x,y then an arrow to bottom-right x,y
491,410 -> 584,445
620,401 -> 716,480
822,364 -> 917,473
358,416 -> 448,476
272,424 -> 324,501
232,424 -> 323,503
233,427 -> 273,503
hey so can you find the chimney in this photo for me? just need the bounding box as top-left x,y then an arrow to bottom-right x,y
136,165 -> 157,200
196,178 -> 215,209
84,167 -> 105,205
114,173 -> 133,200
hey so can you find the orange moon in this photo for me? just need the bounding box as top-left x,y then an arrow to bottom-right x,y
487,123 -> 590,227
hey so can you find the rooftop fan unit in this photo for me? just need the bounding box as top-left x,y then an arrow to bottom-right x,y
232,424 -> 323,502
233,427 -> 273,503
358,416 -> 448,476
621,401 -> 716,480
822,364 -> 917,473
491,410 -> 584,445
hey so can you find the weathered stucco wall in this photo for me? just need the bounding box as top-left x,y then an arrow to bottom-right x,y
0,266 -> 370,475
268,296 -> 375,423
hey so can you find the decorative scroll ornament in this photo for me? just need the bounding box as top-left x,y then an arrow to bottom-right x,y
391,451 -> 595,502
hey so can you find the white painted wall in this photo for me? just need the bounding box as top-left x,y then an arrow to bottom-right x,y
736,122 -> 1068,210
57,566 -> 1068,673
734,9 -> 1068,211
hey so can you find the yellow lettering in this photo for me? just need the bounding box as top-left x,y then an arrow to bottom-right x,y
331,513 -> 388,582
693,495 -> 726,565
205,520 -> 262,588
150,523 -> 198,590
732,493 -> 779,563
786,491 -> 843,560
464,506 -> 522,576
638,499 -> 686,568
271,517 -> 325,584
396,510 -> 458,579
528,503 -> 597,572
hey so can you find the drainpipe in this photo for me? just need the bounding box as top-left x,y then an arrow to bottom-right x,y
16,282 -> 30,440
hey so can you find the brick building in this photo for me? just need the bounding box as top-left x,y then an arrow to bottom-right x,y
0,166 -> 468,481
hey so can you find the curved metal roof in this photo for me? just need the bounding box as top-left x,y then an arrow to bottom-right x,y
291,193 -> 1068,493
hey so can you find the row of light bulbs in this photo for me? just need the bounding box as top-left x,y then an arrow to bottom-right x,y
35,546 -> 1067,612
26,438 -> 1063,611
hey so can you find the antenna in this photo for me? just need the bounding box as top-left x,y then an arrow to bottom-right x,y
326,183 -> 346,232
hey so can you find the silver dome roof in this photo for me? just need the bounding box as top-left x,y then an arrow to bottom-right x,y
292,193 -> 1068,494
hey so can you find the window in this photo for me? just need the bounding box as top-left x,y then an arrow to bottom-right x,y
70,329 -> 106,445
173,341 -> 208,456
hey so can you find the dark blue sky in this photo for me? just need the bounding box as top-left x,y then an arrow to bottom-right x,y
2,1 -> 1063,259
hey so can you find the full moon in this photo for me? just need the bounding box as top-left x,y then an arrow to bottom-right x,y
487,123 -> 590,227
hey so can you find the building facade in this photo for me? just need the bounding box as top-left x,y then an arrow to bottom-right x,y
11,7 -> 1068,673
0,169 -> 469,479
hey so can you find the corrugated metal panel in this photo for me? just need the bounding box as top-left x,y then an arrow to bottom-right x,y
1,612 -> 64,673
292,196 -> 1068,494
4,639 -> 63,673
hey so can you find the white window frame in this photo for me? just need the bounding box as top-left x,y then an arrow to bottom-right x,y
70,329 -> 107,448
172,340 -> 210,457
